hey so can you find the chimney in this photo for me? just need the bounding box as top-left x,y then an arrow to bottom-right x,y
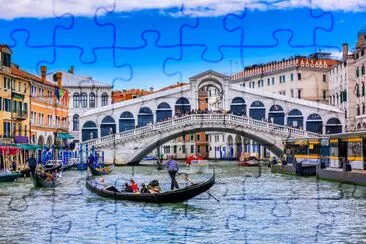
56,72 -> 62,87
68,65 -> 74,74
40,66 -> 47,83
357,32 -> 366,49
149,87 -> 154,92
342,43 -> 349,59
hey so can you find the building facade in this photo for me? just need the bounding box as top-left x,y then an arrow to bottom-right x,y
0,45 -> 30,145
47,68 -> 113,143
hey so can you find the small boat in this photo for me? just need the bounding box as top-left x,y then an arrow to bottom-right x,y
89,164 -> 115,176
186,155 -> 204,165
61,160 -> 75,171
86,171 -> 215,203
0,171 -> 21,182
238,160 -> 260,167
143,155 -> 157,161
43,160 -> 62,172
32,170 -> 61,187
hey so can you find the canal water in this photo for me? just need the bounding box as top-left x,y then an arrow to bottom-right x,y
0,161 -> 365,243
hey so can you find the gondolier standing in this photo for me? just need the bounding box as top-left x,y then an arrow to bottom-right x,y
164,159 -> 179,190
26,154 -> 37,177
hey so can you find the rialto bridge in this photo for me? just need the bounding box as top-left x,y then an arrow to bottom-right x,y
79,70 -> 344,164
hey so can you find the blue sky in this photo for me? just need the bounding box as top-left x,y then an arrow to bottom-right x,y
0,0 -> 365,90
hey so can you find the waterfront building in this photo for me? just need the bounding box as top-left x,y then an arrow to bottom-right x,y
47,68 -> 113,143
12,65 -> 69,148
0,45 -> 30,146
329,29 -> 366,131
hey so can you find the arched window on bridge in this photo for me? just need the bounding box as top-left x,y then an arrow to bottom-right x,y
325,118 -> 342,134
230,97 -> 246,116
306,113 -> 323,134
287,109 -> 303,128
138,107 -> 153,127
175,97 -> 191,115
100,116 -> 116,137
119,112 -> 135,132
268,105 -> 284,125
156,102 -> 172,122
249,101 -> 265,121
82,121 -> 98,141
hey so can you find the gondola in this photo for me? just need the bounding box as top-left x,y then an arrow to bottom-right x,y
86,171 -> 215,203
61,161 -> 75,171
0,171 -> 21,182
32,170 -> 61,187
155,161 -> 164,170
89,164 -> 114,176
43,161 -> 62,172
238,160 -> 260,167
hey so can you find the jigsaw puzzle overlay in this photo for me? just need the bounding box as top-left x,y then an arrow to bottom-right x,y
1,0 -> 365,243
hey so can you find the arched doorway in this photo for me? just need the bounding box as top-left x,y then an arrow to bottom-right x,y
119,112 -> 135,132
46,135 -> 53,148
100,116 -> 116,137
227,135 -> 234,159
230,97 -> 246,116
268,105 -> 284,125
175,97 -> 191,115
38,135 -> 45,147
249,101 -> 265,121
156,102 -> 172,122
326,118 -> 342,134
138,107 -> 153,127
235,135 -> 242,158
287,109 -> 303,128
82,121 -> 98,141
306,114 -> 323,134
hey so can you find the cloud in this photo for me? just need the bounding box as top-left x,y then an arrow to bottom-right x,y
0,0 -> 365,20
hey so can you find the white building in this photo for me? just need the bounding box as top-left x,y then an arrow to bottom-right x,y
47,67 -> 113,143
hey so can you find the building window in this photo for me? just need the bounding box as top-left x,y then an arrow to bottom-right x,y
356,84 -> 360,97
357,105 -> 360,116
164,145 -> 170,154
363,103 -> 365,114
101,93 -> 108,106
298,89 -> 302,99
190,145 -> 194,153
297,73 -> 302,80
282,75 -> 285,83
323,74 -> 327,82
196,134 -> 200,141
290,73 -> 294,81
362,64 -> 365,76
272,77 -> 274,85
73,93 -> 80,108
89,92 -> 96,108
197,146 -> 201,153
267,79 -> 270,86
323,90 -> 327,100
356,67 -> 360,77
73,114 -> 79,131
80,93 -> 87,108
290,89 -> 294,98
1,52 -> 11,67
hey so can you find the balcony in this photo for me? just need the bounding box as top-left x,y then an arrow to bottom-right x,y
12,110 -> 27,120
11,91 -> 25,100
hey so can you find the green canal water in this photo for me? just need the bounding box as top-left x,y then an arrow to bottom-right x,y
0,161 -> 365,243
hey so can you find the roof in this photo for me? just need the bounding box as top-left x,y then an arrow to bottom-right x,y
47,71 -> 113,88
10,65 -> 58,88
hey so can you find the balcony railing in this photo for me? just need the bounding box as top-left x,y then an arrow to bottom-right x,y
11,110 -> 27,120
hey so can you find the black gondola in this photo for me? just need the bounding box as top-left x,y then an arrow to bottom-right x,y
61,161 -> 75,171
32,170 -> 61,187
86,171 -> 215,203
43,162 -> 62,173
0,171 -> 21,182
155,161 -> 164,170
89,164 -> 114,176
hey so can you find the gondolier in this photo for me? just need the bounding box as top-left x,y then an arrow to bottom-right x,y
164,159 -> 179,190
26,154 -> 37,176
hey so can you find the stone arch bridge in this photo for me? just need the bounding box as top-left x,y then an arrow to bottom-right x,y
80,70 -> 343,164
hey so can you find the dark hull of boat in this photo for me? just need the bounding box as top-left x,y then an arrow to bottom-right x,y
32,173 -> 61,187
89,165 -> 114,176
0,173 -> 20,182
155,161 -> 164,170
86,172 -> 215,203
43,163 -> 62,173
61,162 -> 75,171
238,162 -> 260,167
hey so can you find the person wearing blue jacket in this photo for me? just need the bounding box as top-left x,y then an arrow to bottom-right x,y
164,159 -> 179,190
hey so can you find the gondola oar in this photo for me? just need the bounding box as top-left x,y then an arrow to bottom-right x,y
177,172 -> 220,202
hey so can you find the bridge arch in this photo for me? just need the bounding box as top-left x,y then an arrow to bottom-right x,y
119,112 -> 135,132
268,105 -> 285,125
306,113 -> 323,134
287,109 -> 303,128
249,101 -> 265,121
101,116 -> 116,137
325,118 -> 342,134
138,107 -> 153,127
156,102 -> 172,122
230,97 -> 246,116
175,97 -> 191,114
82,121 -> 98,141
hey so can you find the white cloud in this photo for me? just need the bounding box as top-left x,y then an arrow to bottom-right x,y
0,0 -> 365,20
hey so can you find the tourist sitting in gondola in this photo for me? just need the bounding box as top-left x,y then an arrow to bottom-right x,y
124,182 -> 133,192
130,179 -> 139,192
147,180 -> 161,193
140,183 -> 150,193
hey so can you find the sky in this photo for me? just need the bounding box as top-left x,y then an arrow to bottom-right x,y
0,0 -> 365,90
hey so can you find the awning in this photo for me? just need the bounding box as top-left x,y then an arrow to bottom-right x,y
0,146 -> 20,155
57,133 -> 74,139
16,144 -> 41,150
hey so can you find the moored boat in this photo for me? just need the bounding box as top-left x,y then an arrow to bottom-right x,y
186,155 -> 204,165
43,160 -> 62,173
86,171 -> 215,203
32,170 -> 61,187
61,160 -> 75,171
238,160 -> 260,167
0,171 -> 21,182
89,164 -> 115,176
